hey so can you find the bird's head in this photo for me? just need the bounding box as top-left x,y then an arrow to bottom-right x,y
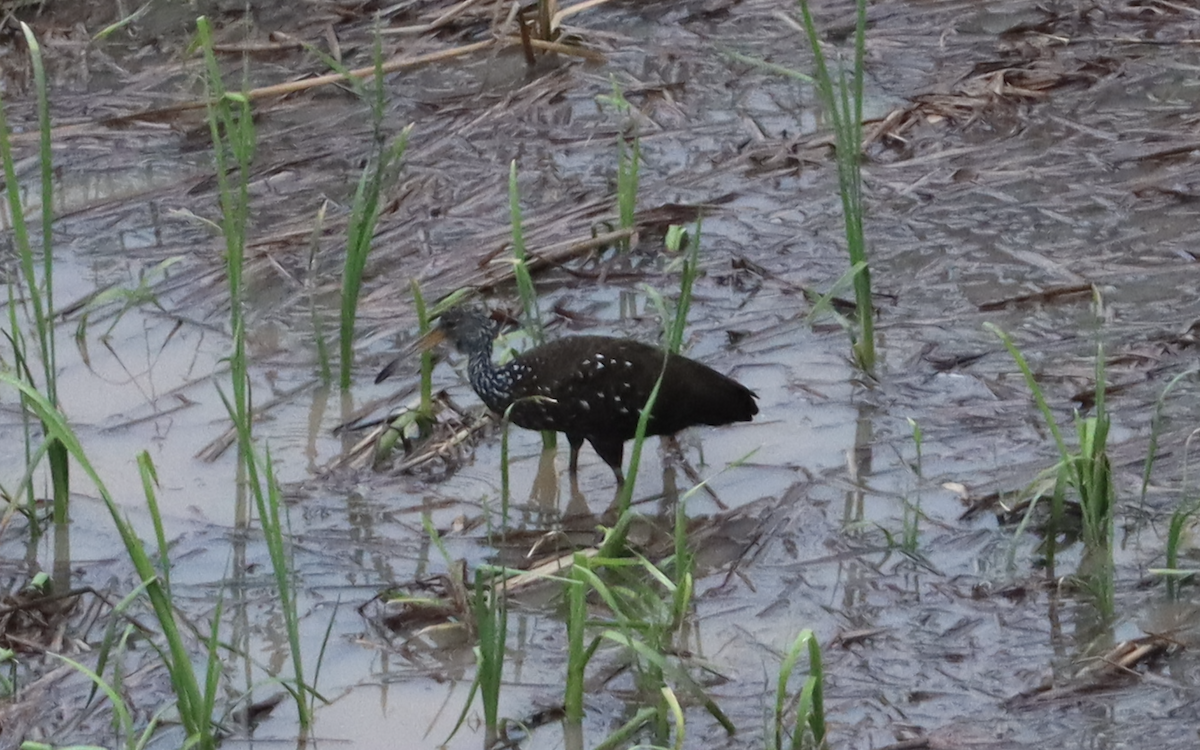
433,305 -> 498,355
374,304 -> 499,384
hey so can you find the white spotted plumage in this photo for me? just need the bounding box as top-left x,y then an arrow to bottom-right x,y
429,305 -> 758,483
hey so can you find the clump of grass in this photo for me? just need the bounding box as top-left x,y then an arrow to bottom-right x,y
797,0 -> 873,372
302,24 -> 416,390
772,629 -> 826,750
1157,399 -> 1200,598
198,16 -> 315,728
597,78 -> 640,253
5,377 -> 220,748
0,23 -> 70,549
987,322 -> 1114,615
1,123 -> 223,731
1140,369 -> 1198,512
472,570 -> 508,746
1138,369 -> 1200,598
339,119 -> 412,389
563,509 -> 732,747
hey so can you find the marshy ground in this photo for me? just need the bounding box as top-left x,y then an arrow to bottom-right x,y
2,0 -> 1200,748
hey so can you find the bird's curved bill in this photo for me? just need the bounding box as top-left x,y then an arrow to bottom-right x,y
374,327 -> 447,384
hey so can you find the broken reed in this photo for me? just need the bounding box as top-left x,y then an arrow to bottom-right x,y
198,16 -> 314,728
797,0 -> 874,372
0,23 -> 70,546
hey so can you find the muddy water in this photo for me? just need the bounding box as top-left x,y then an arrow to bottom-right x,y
2,0 -> 1200,748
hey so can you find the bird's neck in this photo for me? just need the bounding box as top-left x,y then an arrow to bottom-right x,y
465,342 -> 513,413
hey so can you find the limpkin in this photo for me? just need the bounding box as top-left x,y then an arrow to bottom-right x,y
378,305 -> 758,483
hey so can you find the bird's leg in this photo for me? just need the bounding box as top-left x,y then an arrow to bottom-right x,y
663,435 -> 724,507
588,436 -> 626,486
567,433 -> 585,474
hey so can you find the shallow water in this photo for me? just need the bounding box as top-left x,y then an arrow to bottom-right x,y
3,0 -> 1200,748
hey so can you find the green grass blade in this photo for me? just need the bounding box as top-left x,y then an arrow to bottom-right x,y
1,373 -> 212,745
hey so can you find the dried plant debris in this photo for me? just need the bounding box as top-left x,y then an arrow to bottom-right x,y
361,500 -> 769,649
879,55 -> 1118,147
0,581 -> 118,655
1006,633 -> 1178,708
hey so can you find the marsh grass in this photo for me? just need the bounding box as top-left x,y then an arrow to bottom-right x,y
411,280 -> 435,425
1160,425 -> 1200,597
590,708 -> 659,750
564,560 -> 591,724
498,401 -> 521,531
307,202 -> 333,384
987,322 -> 1114,614
597,78 -> 640,253
0,23 -> 70,545
797,0 -> 874,372
50,645 -> 174,750
1141,369 -> 1198,511
72,257 -> 180,368
901,417 -> 923,554
303,24 -> 415,390
198,16 -> 314,728
339,120 -> 412,389
617,221 -> 701,513
508,161 -> 544,343
5,377 -> 219,748
563,509 -> 732,747
616,130 -> 640,253
472,569 -> 508,745
1138,370 -> 1200,597
0,648 -> 15,698
443,564 -> 511,746
772,629 -> 826,750
507,160 -> 557,457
